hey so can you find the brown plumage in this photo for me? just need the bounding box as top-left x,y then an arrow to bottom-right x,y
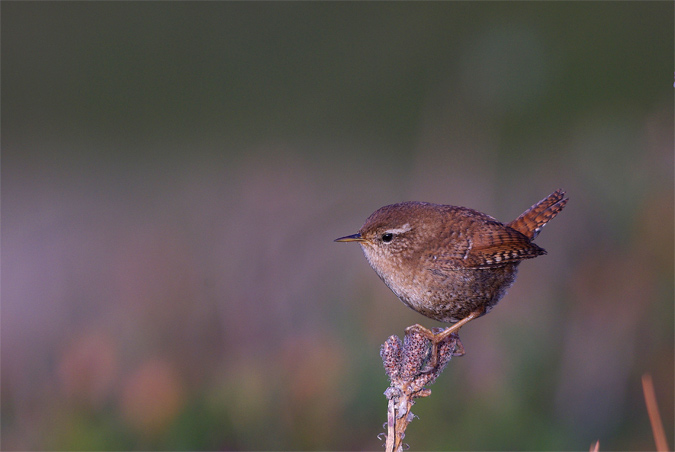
336,190 -> 568,333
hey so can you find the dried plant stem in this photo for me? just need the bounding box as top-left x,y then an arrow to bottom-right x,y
385,397 -> 396,452
384,387 -> 426,452
380,327 -> 464,452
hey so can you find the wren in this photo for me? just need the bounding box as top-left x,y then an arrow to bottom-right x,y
336,189 -> 567,363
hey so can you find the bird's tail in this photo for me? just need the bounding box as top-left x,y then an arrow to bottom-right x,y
507,189 -> 568,240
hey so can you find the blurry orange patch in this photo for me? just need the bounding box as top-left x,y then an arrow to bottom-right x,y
120,359 -> 185,436
280,335 -> 346,403
277,334 -> 349,448
58,331 -> 118,408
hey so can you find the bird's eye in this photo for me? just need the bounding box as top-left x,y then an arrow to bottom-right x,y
381,233 -> 394,243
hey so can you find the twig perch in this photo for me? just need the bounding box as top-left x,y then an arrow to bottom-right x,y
380,327 -> 465,452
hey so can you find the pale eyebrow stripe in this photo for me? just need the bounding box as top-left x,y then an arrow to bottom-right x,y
385,223 -> 412,235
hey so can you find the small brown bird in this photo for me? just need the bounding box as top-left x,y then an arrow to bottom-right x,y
336,189 -> 567,362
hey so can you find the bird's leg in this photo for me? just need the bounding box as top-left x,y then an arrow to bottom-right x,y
405,310 -> 482,371
434,310 -> 482,342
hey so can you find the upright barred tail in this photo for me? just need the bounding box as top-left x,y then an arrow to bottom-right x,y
507,189 -> 568,240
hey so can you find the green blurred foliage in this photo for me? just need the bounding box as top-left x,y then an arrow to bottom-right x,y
2,2 -> 672,451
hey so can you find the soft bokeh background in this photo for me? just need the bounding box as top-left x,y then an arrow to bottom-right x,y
2,2 -> 672,450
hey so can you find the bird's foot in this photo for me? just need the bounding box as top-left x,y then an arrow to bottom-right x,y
404,310 -> 481,371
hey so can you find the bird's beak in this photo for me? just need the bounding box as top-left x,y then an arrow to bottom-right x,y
334,233 -> 366,243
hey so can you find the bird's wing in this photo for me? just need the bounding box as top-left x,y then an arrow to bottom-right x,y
435,223 -> 546,269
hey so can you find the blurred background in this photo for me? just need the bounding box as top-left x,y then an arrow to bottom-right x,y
2,2 -> 672,450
